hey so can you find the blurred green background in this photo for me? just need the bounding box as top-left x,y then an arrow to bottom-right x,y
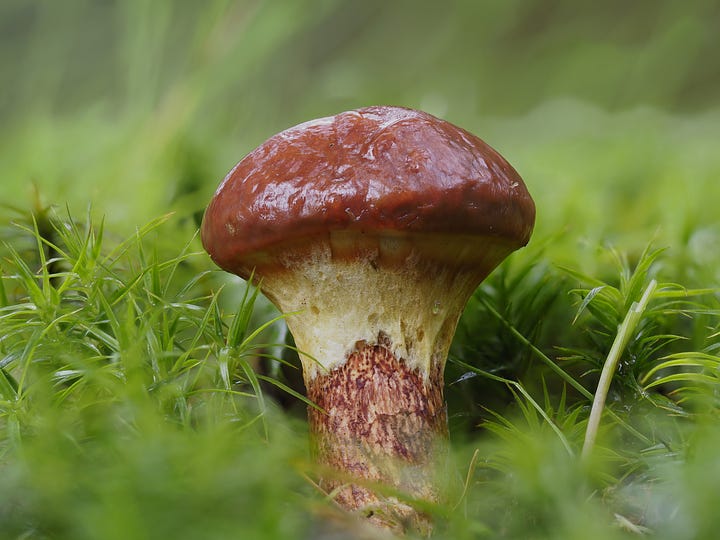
2,0 -> 720,265
2,2 -> 720,539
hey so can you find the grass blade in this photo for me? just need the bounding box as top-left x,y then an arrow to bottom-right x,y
582,279 -> 657,460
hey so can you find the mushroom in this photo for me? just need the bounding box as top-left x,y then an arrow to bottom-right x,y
201,106 -> 535,533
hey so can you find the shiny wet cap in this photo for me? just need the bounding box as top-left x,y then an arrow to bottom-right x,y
201,106 -> 535,274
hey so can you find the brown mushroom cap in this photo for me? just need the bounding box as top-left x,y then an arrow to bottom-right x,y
201,106 -> 535,276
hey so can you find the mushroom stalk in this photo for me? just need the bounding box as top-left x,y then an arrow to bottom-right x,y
259,242 -> 492,531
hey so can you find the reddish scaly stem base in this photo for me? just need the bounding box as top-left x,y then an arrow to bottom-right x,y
306,337 -> 448,534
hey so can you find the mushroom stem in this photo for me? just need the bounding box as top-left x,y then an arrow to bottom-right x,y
256,240 -> 504,533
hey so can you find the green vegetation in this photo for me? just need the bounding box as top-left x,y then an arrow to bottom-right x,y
2,1 -> 719,538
